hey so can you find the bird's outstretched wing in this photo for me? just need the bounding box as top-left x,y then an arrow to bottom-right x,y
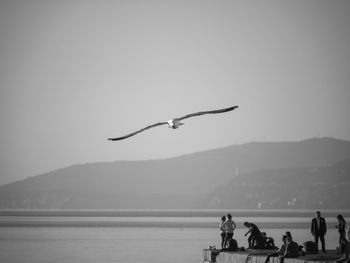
108,121 -> 168,141
108,105 -> 238,141
177,105 -> 238,121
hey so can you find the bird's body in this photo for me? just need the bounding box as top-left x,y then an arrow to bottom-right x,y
108,105 -> 238,141
167,119 -> 184,129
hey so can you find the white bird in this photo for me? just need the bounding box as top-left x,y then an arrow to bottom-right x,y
108,105 -> 238,141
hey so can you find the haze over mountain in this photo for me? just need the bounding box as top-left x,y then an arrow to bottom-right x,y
1,137 -> 350,209
206,157 -> 350,209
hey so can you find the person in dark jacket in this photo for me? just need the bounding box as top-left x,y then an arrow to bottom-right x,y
265,235 -> 287,263
279,237 -> 299,263
261,232 -> 277,249
285,231 -> 293,240
252,233 -> 267,249
311,211 -> 327,253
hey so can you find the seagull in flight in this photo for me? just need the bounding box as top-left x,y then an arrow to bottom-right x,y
108,105 -> 238,141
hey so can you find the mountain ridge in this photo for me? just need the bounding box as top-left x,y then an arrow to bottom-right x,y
1,137 -> 350,209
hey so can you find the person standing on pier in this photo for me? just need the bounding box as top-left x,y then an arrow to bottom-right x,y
223,214 -> 236,248
335,237 -> 349,263
311,211 -> 327,253
219,216 -> 226,249
335,214 -> 347,252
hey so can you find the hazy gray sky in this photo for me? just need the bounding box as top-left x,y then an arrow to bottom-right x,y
1,0 -> 350,185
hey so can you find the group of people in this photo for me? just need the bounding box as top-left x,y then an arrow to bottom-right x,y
219,214 -> 276,251
311,211 -> 350,261
217,211 -> 350,263
265,231 -> 299,263
219,214 -> 237,250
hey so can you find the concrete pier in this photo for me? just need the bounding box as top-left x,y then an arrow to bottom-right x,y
204,249 -> 341,263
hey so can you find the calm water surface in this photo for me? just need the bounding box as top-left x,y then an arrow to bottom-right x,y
0,223 -> 340,263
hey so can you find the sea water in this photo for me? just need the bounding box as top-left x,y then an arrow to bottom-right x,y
0,216 -> 342,263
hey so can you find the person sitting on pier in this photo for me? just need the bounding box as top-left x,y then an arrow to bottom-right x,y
252,232 -> 267,249
244,222 -> 261,249
285,231 -> 293,240
210,237 -> 239,262
261,232 -> 277,249
223,237 -> 238,252
279,236 -> 299,263
264,235 -> 287,263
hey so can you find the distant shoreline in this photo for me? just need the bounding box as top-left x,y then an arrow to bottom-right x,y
0,209 -> 349,228
1,209 -> 350,217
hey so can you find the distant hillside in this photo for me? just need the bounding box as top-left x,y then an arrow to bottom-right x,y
1,137 -> 350,209
206,157 -> 350,209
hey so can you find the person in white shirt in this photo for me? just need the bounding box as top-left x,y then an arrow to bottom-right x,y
223,214 -> 236,248
219,216 -> 226,249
